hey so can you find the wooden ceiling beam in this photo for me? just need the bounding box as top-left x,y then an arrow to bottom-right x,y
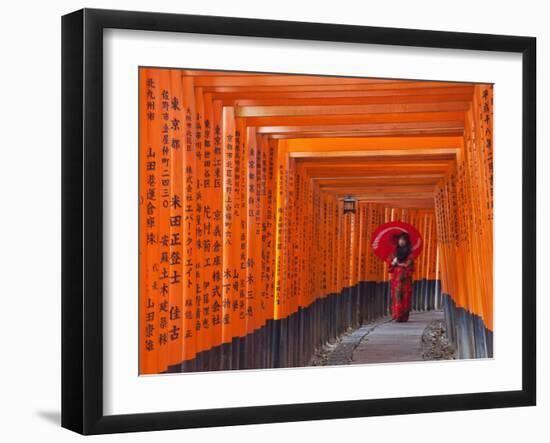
223,93 -> 474,107
236,102 -> 470,117
313,174 -> 445,186
289,148 -> 457,160
354,199 -> 435,208
195,75 -> 404,87
244,111 -> 466,127
325,191 -> 435,199
284,136 -> 462,152
320,185 -> 436,193
180,70 -> 267,76
257,121 -> 464,134
305,167 -> 452,179
271,130 -> 463,139
210,85 -> 475,100
301,163 -> 453,178
200,80 -> 469,93
313,173 -> 445,180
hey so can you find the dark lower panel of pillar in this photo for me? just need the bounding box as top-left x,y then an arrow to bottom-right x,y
441,292 -> 493,359
164,279 -> 442,373
412,279 -> 440,313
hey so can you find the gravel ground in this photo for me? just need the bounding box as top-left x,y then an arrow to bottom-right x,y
308,337 -> 344,366
421,319 -> 456,360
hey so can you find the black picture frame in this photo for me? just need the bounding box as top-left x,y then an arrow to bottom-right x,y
61,8 -> 537,435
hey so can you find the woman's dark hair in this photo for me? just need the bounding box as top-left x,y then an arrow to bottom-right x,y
397,232 -> 410,244
395,232 -> 411,263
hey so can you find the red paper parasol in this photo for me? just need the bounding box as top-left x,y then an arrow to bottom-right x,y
371,221 -> 423,262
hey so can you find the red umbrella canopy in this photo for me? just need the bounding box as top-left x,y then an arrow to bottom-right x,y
371,221 -> 423,262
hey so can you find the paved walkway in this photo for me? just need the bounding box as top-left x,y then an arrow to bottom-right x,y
352,310 -> 444,364
323,310 -> 445,366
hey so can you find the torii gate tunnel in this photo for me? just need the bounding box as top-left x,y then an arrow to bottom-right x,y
139,68 -> 493,374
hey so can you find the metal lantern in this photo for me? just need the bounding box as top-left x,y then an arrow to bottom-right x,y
343,196 -> 356,214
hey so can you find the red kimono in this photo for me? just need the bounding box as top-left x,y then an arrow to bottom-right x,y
388,254 -> 414,322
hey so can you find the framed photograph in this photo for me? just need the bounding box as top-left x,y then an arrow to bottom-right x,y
61,8 -> 536,435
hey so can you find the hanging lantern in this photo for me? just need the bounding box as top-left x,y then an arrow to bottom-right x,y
343,196 -> 356,214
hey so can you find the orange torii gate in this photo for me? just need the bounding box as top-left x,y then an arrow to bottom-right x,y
139,67 -> 493,374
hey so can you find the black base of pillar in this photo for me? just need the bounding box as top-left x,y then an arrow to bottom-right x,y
441,293 -> 493,359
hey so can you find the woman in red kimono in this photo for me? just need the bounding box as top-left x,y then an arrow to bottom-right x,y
388,232 -> 415,322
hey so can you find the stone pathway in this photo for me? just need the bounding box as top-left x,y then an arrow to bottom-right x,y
352,310 -> 445,364
312,310 -> 445,366
325,318 -> 392,366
